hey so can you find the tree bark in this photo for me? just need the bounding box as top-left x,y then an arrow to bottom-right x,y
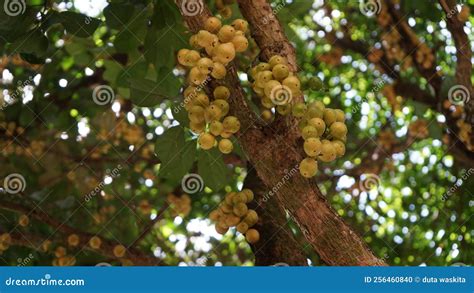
176,0 -> 386,266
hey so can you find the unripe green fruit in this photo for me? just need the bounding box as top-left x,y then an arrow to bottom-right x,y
264,80 -> 281,97
204,16 -> 222,33
218,138 -> 233,154
245,229 -> 260,244
272,64 -> 290,81
292,102 -> 307,117
305,106 -> 323,119
323,109 -> 337,126
308,101 -> 325,112
301,125 -> 318,140
214,86 -> 230,100
330,122 -> 347,139
223,116 -> 240,133
304,138 -> 322,157
198,133 -> 216,150
197,57 -> 214,74
335,109 -> 345,122
299,157 -> 318,178
211,62 -> 227,79
233,203 -> 248,217
232,19 -> 249,33
213,99 -> 229,116
232,35 -> 249,52
308,118 -> 326,136
218,25 -> 236,42
308,76 -> 324,91
319,143 -> 336,162
236,222 -> 249,234
268,55 -> 288,68
241,189 -> 254,202
332,140 -> 346,157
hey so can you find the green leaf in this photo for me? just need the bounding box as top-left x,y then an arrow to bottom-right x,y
103,3 -> 135,29
9,29 -> 48,57
197,149 -> 230,191
127,72 -> 179,107
58,11 -> 101,38
155,127 -> 196,182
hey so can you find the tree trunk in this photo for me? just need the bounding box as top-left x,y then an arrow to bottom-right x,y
176,0 -> 386,266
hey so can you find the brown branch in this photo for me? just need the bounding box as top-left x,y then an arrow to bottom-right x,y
176,0 -> 385,265
0,199 -> 161,265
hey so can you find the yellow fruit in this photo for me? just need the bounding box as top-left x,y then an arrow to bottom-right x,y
225,215 -> 241,226
304,138 -> 322,157
261,109 -> 273,121
223,116 -> 240,133
196,30 -> 215,47
263,80 -> 281,97
301,125 -> 318,140
190,121 -> 206,134
236,222 -> 249,233
277,104 -> 292,115
282,76 -> 300,91
188,67 -> 207,85
209,210 -> 221,221
319,143 -> 336,162
188,105 -> 205,123
232,192 -> 247,204
183,50 -> 201,67
332,140 -> 346,157
198,133 -> 216,150
215,223 -> 229,235
217,25 -> 236,42
233,203 -> 248,217
214,43 -> 236,64
211,62 -> 227,79
67,234 -> 80,247
213,99 -> 229,116
204,104 -> 222,122
196,57 -> 214,74
241,189 -> 254,202
204,16 -> 222,33
245,229 -> 260,244
218,138 -> 233,154
89,236 -> 102,249
177,48 -> 190,65
232,19 -> 249,33
299,157 -> 318,178
113,245 -> 126,258
308,118 -> 326,136
232,35 -> 249,52
335,109 -> 345,122
256,62 -> 271,72
214,86 -> 230,100
330,122 -> 348,140
189,34 -> 201,49
209,121 -> 224,136
272,64 -> 290,81
55,246 -> 67,258
244,210 -> 258,226
323,109 -> 337,126
219,6 -> 232,19
18,214 -> 29,227
269,55 -> 288,67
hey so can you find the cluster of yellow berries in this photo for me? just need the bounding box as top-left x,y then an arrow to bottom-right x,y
209,189 -> 260,244
296,101 -> 347,178
53,246 -> 76,266
0,233 -> 12,253
177,17 -> 250,154
249,56 -> 301,121
167,193 -> 192,217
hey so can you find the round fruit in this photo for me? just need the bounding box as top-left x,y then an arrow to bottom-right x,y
282,76 -> 301,90
89,236 -> 102,249
177,48 -> 189,65
323,109 -> 337,126
241,189 -> 254,202
244,210 -> 258,226
236,222 -> 249,234
335,109 -> 345,122
233,203 -> 248,217
232,35 -> 249,52
301,125 -> 318,140
18,214 -> 29,227
209,121 -> 224,136
204,17 -> 222,33
217,25 -> 236,42
268,55 -> 288,67
232,19 -> 249,33
209,210 -> 221,221
184,50 -> 201,67
190,121 -> 206,134
330,122 -> 348,139
189,67 -> 207,85
211,62 -> 227,79
256,62 -> 271,72
214,86 -> 230,100
198,133 -> 216,150
232,192 -> 247,204
245,229 -> 260,244
308,76 -> 324,91
263,80 -> 281,97
261,109 -> 273,121
272,64 -> 290,81
319,143 -> 337,162
197,57 -> 214,74
218,138 -> 233,154
276,104 -> 292,115
225,215 -> 241,226
304,138 -> 322,157
67,234 -> 80,247
215,223 -> 229,235
223,116 -> 240,133
204,104 -> 222,122
308,118 -> 326,136
299,157 -> 318,178
292,102 -> 307,117
332,140 -> 346,157
113,245 -> 126,258
213,99 -> 229,116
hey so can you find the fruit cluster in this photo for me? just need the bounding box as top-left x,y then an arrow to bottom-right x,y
296,101 -> 347,178
177,17 -> 250,154
249,55 -> 347,178
0,233 -> 11,254
167,193 -> 192,217
215,0 -> 235,19
249,55 -> 300,121
53,246 -> 76,266
209,189 -> 260,244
